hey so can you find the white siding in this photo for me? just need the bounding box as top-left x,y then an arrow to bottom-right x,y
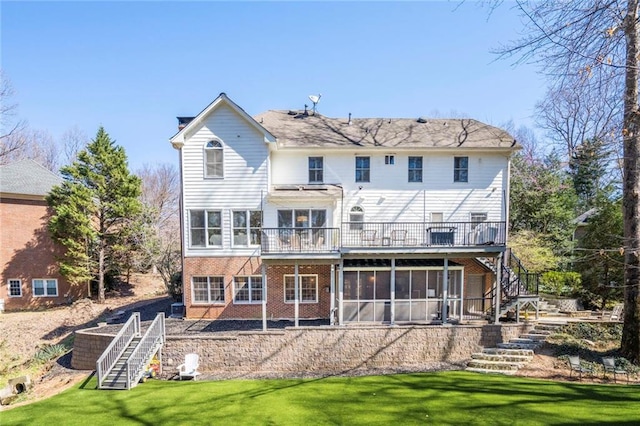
181,104 -> 269,256
270,150 -> 508,224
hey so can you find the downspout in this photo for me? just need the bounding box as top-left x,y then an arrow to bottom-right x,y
178,147 -> 186,313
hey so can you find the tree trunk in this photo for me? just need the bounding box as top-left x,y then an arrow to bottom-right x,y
98,243 -> 105,304
621,0 -> 640,364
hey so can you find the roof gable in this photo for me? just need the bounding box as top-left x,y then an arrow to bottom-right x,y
0,159 -> 62,198
170,93 -> 276,148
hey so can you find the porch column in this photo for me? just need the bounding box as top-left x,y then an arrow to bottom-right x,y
390,258 -> 396,325
294,262 -> 299,327
261,263 -> 267,331
442,257 -> 449,324
494,253 -> 503,325
338,259 -> 344,325
330,264 -> 336,326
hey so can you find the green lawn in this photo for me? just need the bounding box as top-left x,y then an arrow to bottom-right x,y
4,371 -> 640,425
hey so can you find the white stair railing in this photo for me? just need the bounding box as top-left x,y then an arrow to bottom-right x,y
125,313 -> 165,389
96,312 -> 140,389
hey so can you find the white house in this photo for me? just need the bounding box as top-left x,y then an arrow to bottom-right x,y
170,93 -> 535,326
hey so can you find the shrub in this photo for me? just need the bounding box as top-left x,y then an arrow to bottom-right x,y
540,271 -> 581,297
32,344 -> 68,365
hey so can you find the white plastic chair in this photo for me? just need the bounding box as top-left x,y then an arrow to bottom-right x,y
178,353 -> 201,381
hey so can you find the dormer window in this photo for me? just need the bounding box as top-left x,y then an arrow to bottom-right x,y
205,139 -> 224,178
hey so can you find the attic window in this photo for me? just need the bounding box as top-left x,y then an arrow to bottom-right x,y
205,139 -> 224,178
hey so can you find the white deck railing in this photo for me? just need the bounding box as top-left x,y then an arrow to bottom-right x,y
96,312 -> 140,389
125,313 -> 165,389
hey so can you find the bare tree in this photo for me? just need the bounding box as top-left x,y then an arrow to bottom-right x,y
0,70 -> 27,162
60,125 -> 89,165
136,163 -> 181,290
496,0 -> 640,362
1,127 -> 59,172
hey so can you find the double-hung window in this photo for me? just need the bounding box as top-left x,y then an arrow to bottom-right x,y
8,279 -> 22,297
355,156 -> 370,182
308,157 -> 324,183
205,140 -> 224,178
233,276 -> 263,303
284,275 -> 318,303
232,210 -> 262,246
454,156 -> 468,182
408,156 -> 423,182
33,279 -> 58,297
349,206 -> 364,230
192,276 -> 225,303
470,212 -> 488,230
190,210 -> 222,247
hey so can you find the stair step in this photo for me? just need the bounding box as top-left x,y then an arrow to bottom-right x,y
497,342 -> 539,350
482,348 -> 534,356
471,353 -> 532,363
519,333 -> 548,341
465,367 -> 518,375
467,360 -> 522,370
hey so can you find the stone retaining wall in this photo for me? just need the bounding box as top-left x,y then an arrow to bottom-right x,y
71,326 -> 117,370
72,323 -> 530,375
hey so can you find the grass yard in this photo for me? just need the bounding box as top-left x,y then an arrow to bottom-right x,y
3,371 -> 640,425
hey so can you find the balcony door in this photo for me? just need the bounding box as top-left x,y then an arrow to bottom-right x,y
278,209 -> 326,247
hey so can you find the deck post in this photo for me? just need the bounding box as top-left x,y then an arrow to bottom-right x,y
494,253 -> 503,325
262,263 -> 267,331
294,262 -> 299,327
338,259 -> 344,325
330,264 -> 336,326
390,258 -> 396,325
442,257 -> 449,324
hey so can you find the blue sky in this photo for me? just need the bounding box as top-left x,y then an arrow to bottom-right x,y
2,1 -> 544,170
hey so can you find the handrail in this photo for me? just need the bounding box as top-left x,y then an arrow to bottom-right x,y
124,313 -> 165,389
96,312 -> 140,389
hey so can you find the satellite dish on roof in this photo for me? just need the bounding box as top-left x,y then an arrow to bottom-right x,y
308,93 -> 322,114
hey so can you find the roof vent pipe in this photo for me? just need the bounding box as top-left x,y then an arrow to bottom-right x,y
348,113 -> 352,125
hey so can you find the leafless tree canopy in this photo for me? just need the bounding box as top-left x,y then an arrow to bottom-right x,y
495,0 -> 640,363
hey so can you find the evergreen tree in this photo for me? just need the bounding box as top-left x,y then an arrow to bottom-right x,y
568,138 -> 613,211
47,127 -> 143,303
510,151 -> 578,258
574,197 -> 624,310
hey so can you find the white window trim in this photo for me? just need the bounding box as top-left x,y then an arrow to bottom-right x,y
204,139 -> 224,179
32,278 -> 58,297
283,274 -> 319,304
189,210 -> 222,248
308,156 -> 324,184
8,279 -> 22,297
191,276 -> 225,305
454,156 -> 469,183
232,276 -> 263,304
408,156 -> 423,183
232,210 -> 262,247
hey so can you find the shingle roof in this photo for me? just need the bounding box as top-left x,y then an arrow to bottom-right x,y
0,159 -> 62,197
255,110 -> 518,150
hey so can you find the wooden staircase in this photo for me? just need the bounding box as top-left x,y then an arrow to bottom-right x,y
466,321 -> 563,375
96,312 -> 165,390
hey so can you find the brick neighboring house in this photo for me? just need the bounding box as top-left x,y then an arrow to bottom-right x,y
170,93 -> 536,325
0,159 -> 85,310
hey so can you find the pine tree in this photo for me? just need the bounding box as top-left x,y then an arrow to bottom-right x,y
47,127 -> 143,303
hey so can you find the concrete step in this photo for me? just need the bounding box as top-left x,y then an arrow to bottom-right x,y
465,367 -> 518,376
481,348 -> 535,357
471,353 -> 533,363
466,360 -> 521,370
519,333 -> 549,341
497,342 -> 539,350
528,329 -> 553,335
